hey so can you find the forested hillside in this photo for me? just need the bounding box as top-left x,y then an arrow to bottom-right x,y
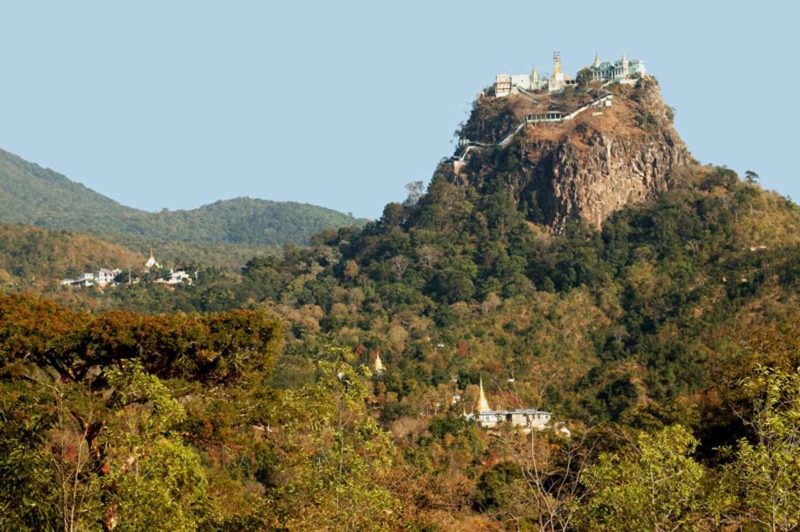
5,76 -> 800,529
0,224 -> 143,286
92,161 -> 800,428
5,165 -> 800,529
0,148 -> 365,249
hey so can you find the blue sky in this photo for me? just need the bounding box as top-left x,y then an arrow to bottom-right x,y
0,1 -> 797,219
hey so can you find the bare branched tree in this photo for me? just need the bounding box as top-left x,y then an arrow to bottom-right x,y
492,370 -> 600,531
48,386 -> 98,532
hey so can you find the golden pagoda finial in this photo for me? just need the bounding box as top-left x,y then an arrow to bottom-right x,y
553,51 -> 562,75
374,352 -> 385,374
477,377 -> 491,413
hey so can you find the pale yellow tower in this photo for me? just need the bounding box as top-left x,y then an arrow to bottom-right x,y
552,51 -> 562,77
477,377 -> 491,413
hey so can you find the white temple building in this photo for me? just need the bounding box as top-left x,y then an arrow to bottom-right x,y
467,377 -> 554,433
494,51 -> 646,97
587,52 -> 647,83
155,269 -> 193,286
60,268 -> 122,288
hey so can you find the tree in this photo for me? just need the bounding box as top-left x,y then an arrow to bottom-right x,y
99,361 -> 209,531
48,384 -> 102,532
113,269 -> 135,284
416,244 -> 442,269
0,362 -> 211,531
343,259 -> 360,281
0,295 -> 284,529
581,425 -> 706,531
516,428 -> 598,532
0,381 -> 63,530
575,68 -> 593,87
389,255 -> 411,281
744,170 -> 760,184
0,294 -> 283,385
265,354 -> 400,529
474,461 -> 531,527
404,181 -> 425,207
720,366 -> 800,529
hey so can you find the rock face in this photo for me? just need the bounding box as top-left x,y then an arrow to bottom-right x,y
453,78 -> 691,231
531,121 -> 689,229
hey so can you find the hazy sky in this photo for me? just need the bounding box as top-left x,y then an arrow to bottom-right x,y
0,1 -> 796,219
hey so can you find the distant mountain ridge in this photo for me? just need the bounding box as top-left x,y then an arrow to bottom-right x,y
0,148 -> 365,246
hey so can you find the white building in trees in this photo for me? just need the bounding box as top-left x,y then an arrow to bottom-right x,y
467,377 -> 554,433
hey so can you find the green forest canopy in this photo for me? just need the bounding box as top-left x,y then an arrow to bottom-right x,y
0,147 -> 366,248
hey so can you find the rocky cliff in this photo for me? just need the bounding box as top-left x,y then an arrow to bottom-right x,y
452,77 -> 691,230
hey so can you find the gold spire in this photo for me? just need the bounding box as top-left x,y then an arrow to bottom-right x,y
552,51 -> 562,76
593,52 -> 601,67
374,352 -> 385,374
477,377 -> 491,413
